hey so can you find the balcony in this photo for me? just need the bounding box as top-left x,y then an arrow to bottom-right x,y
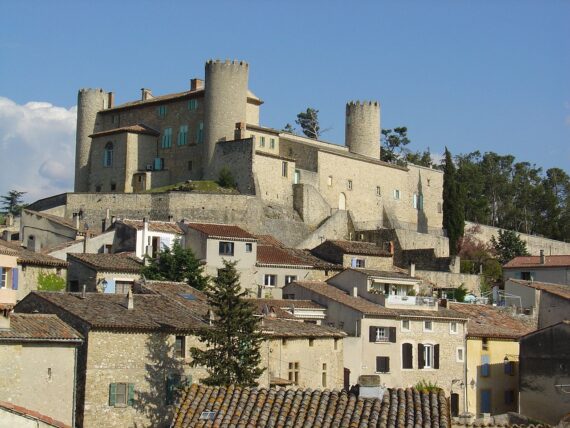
0,288 -> 17,306
385,295 -> 437,309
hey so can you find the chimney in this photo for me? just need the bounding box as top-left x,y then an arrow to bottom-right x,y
141,88 -> 153,101
540,249 -> 545,265
111,215 -> 116,225
107,92 -> 114,108
358,375 -> 385,399
440,298 -> 448,308
190,78 -> 204,91
74,214 -> 80,230
0,309 -> 11,330
409,263 -> 416,278
234,122 -> 247,140
83,232 -> 89,253
142,217 -> 149,257
81,284 -> 86,299
125,290 -> 134,310
353,287 -> 358,297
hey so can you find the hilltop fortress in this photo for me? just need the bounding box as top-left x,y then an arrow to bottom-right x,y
67,59 -> 445,249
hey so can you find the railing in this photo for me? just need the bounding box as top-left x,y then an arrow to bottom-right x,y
385,295 -> 436,307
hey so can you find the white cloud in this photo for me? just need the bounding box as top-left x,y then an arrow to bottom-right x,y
0,97 -> 77,203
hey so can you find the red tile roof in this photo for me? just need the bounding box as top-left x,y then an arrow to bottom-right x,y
68,252 -> 143,273
255,234 -> 285,247
261,318 -> 345,338
448,303 -> 535,339
256,245 -> 312,267
507,279 -> 570,300
0,400 -> 71,428
119,219 -> 184,235
503,255 -> 570,269
172,384 -> 451,428
0,314 -> 82,343
0,239 -> 68,267
185,222 -> 256,240
314,240 -> 392,257
89,124 -> 160,138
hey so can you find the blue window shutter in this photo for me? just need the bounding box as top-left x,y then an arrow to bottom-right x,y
127,383 -> 135,406
109,383 -> 116,406
481,390 -> 491,413
481,355 -> 490,377
12,268 -> 18,290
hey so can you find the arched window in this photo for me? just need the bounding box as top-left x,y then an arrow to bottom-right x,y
104,142 -> 113,167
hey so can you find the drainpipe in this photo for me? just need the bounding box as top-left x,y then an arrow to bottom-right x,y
141,217 -> 149,258
72,343 -> 78,428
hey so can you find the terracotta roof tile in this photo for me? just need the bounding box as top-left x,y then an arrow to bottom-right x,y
449,303 -> 535,339
0,314 -> 82,343
508,279 -> 570,300
68,252 -> 143,273
184,222 -> 256,240
119,219 -> 184,235
254,298 -> 325,310
504,254 -> 570,269
255,234 -> 285,247
314,240 -> 392,257
0,400 -> 71,428
172,384 -> 451,427
261,318 -> 345,338
286,248 -> 343,270
341,268 -> 418,280
23,209 -> 80,231
136,280 -> 210,318
0,240 -> 68,267
89,123 -> 160,138
256,245 -> 312,267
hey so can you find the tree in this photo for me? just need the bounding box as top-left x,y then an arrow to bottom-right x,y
380,127 -> 410,163
1,190 -> 26,216
190,260 -> 264,386
142,240 -> 208,290
405,148 -> 433,167
295,108 -> 321,139
453,284 -> 468,303
490,229 -> 529,265
217,167 -> 237,189
442,148 -> 465,255
282,123 -> 296,134
37,272 -> 66,291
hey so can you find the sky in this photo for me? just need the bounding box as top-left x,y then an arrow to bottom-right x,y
0,1 -> 569,203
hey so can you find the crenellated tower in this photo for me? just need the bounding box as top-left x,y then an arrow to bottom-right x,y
203,59 -> 249,178
75,88 -> 110,192
345,100 -> 381,160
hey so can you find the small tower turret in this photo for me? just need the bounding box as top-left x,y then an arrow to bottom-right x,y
345,101 -> 381,160
75,88 -> 110,192
203,59 -> 249,178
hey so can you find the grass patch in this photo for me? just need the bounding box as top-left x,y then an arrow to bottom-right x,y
143,180 -> 239,194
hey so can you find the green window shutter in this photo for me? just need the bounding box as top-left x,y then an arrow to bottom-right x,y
109,383 -> 116,406
127,383 -> 135,406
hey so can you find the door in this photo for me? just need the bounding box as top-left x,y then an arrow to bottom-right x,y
480,390 -> 491,414
451,393 -> 459,416
338,193 -> 346,210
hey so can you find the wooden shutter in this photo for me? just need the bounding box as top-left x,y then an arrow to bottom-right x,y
418,344 -> 425,369
402,343 -> 413,369
389,327 -> 396,343
109,383 -> 116,406
481,355 -> 490,377
369,326 -> 377,342
11,269 -> 18,290
376,356 -> 389,373
434,344 -> 440,369
127,383 -> 135,406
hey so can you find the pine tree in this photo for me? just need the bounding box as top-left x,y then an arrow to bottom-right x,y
1,190 -> 26,216
443,148 -> 465,255
190,260 -> 264,386
295,108 -> 321,139
141,239 -> 208,290
490,229 -> 529,265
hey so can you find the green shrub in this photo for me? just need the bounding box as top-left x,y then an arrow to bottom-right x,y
414,379 -> 441,392
37,272 -> 66,291
217,167 -> 236,189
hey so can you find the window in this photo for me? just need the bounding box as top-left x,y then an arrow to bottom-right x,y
402,343 -> 413,369
376,356 -> 390,373
457,347 -> 464,363
259,136 -> 265,147
285,275 -> 297,285
482,337 -> 489,350
481,355 -> 490,377
369,326 -> 395,343
109,383 -> 135,407
175,336 -> 185,359
104,142 -> 113,167
282,161 -> 288,177
264,274 -> 277,287
309,338 -> 314,347
437,202 -> 442,213
219,241 -> 234,256
504,389 -> 515,406
110,183 -> 117,191
188,99 -> 198,111
157,105 -> 167,117
401,320 -> 410,331
481,390 -> 491,413
153,157 -> 164,171
245,243 -> 252,253
450,322 -> 457,334
188,161 -> 193,171
393,189 -> 400,200
521,271 -> 532,280
418,343 -> 440,369
347,179 -> 353,190
178,125 -> 188,145
112,114 -> 118,124
161,128 -> 173,148
327,175 -> 332,186
196,122 -> 204,143
413,193 -> 418,209
0,268 -> 6,288
334,338 -> 339,350
288,362 -> 299,385
424,320 -> 433,332
322,363 -> 327,387
270,138 -> 275,149
95,185 -> 102,192
351,258 -> 365,268
70,280 -> 79,292
199,411 -> 216,421
115,281 -> 132,295
376,186 -> 381,196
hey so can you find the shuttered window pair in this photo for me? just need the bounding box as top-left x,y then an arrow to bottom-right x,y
109,383 -> 135,407
418,344 -> 440,369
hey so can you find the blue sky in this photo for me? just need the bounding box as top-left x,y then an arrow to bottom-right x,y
0,1 -> 568,201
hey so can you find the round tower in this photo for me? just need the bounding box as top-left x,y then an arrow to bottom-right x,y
345,101 -> 381,160
203,59 -> 249,178
75,88 -> 108,192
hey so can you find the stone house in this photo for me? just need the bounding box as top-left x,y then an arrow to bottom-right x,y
0,312 -> 82,427
66,252 -> 143,293
448,302 -> 535,417
251,298 -> 327,324
44,229 -> 116,261
0,240 -> 67,301
503,252 -> 570,285
282,279 -> 468,414
311,239 -> 393,270
113,218 -> 185,258
505,278 -> 570,328
518,320 -> 570,425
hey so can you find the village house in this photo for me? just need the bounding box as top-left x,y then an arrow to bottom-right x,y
113,218 -> 185,258
42,229 -> 116,261
252,298 -> 327,324
310,239 -> 394,270
503,251 -> 570,285
448,302 -> 535,417
0,312 -> 82,427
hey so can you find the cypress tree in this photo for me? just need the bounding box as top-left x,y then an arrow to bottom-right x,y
190,260 -> 264,386
443,148 -> 465,255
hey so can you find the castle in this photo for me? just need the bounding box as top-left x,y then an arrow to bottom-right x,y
74,59 -> 444,239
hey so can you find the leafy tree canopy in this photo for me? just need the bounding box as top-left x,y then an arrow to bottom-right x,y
490,229 -> 529,265
1,190 -> 26,216
295,108 -> 321,139
190,260 -> 264,386
381,127 -> 410,164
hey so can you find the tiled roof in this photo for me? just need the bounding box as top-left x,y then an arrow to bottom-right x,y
23,209 -> 78,231
68,252 -> 143,273
185,222 -> 257,240
262,318 -> 345,338
0,240 -> 68,267
289,281 -> 467,320
89,124 -> 160,138
0,401 -> 71,428
315,240 -> 392,257
118,219 -> 184,235
347,268 -> 417,280
256,245 -> 312,267
508,279 -> 570,300
255,234 -> 285,247
105,89 -> 202,111
504,255 -> 570,269
255,299 -> 325,310
286,249 -> 343,270
19,291 -> 208,332
0,314 -> 82,343
136,280 -> 211,318
172,384 -> 450,428
449,303 -> 535,339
